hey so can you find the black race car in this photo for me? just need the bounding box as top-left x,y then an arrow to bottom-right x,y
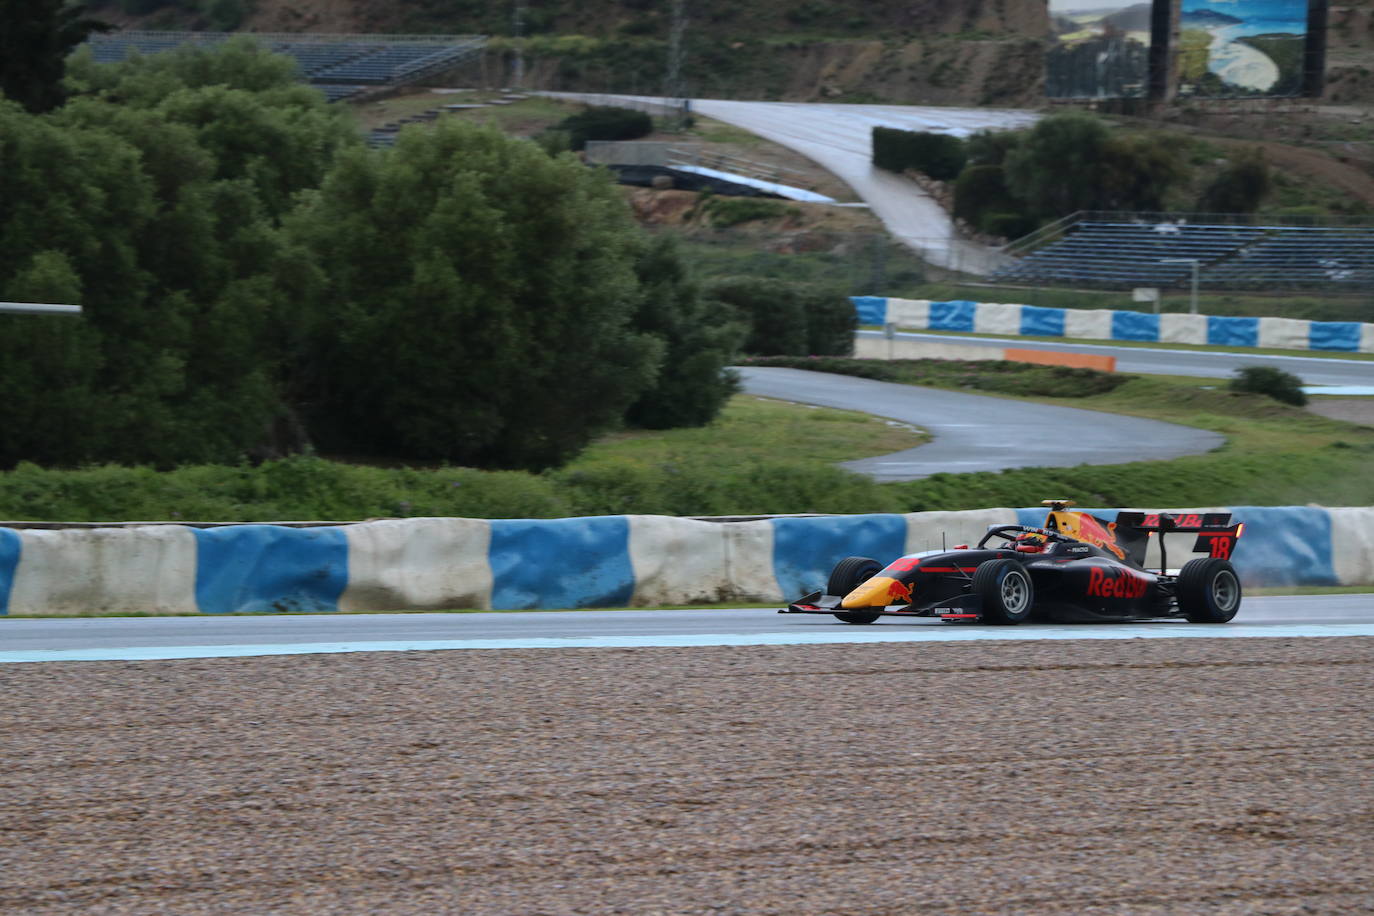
780,501 -> 1245,625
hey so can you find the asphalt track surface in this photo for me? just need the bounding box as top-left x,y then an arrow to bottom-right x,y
864,330 -> 1374,388
2,595 -> 1371,662
737,365 -> 1223,480
541,93 -> 1037,271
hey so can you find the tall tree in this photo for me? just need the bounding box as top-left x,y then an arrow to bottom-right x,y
284,120 -> 664,471
626,234 -> 743,430
0,0 -> 108,113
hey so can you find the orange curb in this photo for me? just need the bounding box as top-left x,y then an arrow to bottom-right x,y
1004,348 -> 1117,373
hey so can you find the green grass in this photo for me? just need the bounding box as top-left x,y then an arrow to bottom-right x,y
3,360 -> 1372,523
0,397 -> 925,523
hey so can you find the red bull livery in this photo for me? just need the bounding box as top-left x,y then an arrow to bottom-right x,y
781,500 -> 1244,625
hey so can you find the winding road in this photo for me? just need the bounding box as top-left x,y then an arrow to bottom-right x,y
541,92 -> 1037,271
738,366 -> 1223,481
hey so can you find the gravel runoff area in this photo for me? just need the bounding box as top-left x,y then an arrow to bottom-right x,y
3,638 -> 1373,915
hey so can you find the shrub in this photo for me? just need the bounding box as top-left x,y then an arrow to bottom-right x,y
1229,366 -> 1307,406
557,106 -> 653,151
707,278 -> 853,357
872,127 -> 967,181
702,196 -> 788,228
1197,148 -> 1271,214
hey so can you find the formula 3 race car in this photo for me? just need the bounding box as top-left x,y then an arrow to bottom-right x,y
781,501 -> 1245,625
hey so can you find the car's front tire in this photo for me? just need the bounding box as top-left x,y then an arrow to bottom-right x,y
828,556 -> 883,624
973,559 -> 1033,625
1178,557 -> 1241,623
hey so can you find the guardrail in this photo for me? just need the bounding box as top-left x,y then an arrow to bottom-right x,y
1,507 -> 1367,614
853,296 -> 1374,354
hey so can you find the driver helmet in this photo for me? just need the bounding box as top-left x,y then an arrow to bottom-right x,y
1014,532 -> 1047,554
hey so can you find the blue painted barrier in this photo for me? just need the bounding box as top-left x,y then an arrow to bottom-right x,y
771,514 -> 908,599
488,516 -> 634,610
852,296 -> 888,326
1207,315 -> 1260,348
848,297 -> 1374,355
1309,321 -> 1361,353
1111,310 -> 1160,342
1020,305 -> 1066,338
928,300 -> 976,332
0,506 -> 1365,614
194,525 -> 349,615
0,528 -> 20,615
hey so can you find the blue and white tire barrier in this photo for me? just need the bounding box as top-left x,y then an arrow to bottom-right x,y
852,297 -> 1374,354
0,505 -> 1369,615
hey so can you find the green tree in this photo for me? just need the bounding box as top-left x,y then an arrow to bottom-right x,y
0,42 -> 359,467
1096,132 -> 1186,212
625,234 -> 743,430
0,0 -> 109,113
1197,148 -> 1271,214
707,277 -> 852,357
1004,112 -> 1113,218
284,121 -> 663,470
1003,113 -> 1187,219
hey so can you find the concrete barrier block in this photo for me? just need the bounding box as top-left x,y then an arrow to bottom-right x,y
488,516 -> 634,610
771,514 -> 908,600
1160,313 -> 1208,345
1258,317 -> 1310,350
974,302 -> 1022,335
1328,507 -> 1374,586
341,517 -> 493,611
1063,309 -> 1113,341
9,526 -> 199,615
886,298 -> 930,330
905,509 -> 1017,553
1019,305 -> 1066,338
1307,321 -> 1362,353
194,525 -> 349,614
1362,323 -> 1374,354
628,515 -> 731,606
723,519 -> 781,602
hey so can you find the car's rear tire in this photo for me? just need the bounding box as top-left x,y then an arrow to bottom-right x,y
828,556 -> 883,624
973,559 -> 1033,625
1178,557 -> 1241,623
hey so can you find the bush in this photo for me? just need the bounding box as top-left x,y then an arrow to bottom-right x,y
872,127 -> 967,181
707,277 -> 854,357
1229,366 -> 1307,406
952,165 -> 1035,238
702,196 -> 788,228
557,106 -> 653,151
1197,148 -> 1271,214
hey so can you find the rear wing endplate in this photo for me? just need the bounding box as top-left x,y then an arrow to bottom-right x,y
1116,512 -> 1244,561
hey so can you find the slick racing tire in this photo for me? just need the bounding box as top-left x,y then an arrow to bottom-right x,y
972,558 -> 1034,625
1178,557 -> 1241,623
828,556 -> 883,625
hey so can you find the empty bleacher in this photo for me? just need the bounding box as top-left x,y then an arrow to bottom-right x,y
83,32 -> 485,102
991,214 -> 1374,291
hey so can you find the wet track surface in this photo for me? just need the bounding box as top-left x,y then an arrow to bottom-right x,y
737,366 -> 1223,480
2,594 -> 1371,660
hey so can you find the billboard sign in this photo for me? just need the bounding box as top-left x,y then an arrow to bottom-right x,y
1177,0 -> 1310,97
1046,1 -> 1156,98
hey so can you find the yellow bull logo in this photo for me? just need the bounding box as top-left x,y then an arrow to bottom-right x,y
1052,511 -> 1125,560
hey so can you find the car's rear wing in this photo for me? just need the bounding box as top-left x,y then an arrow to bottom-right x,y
1116,511 -> 1244,561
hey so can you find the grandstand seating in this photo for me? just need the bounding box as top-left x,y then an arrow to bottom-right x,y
83,32 -> 484,102
991,218 -> 1374,291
